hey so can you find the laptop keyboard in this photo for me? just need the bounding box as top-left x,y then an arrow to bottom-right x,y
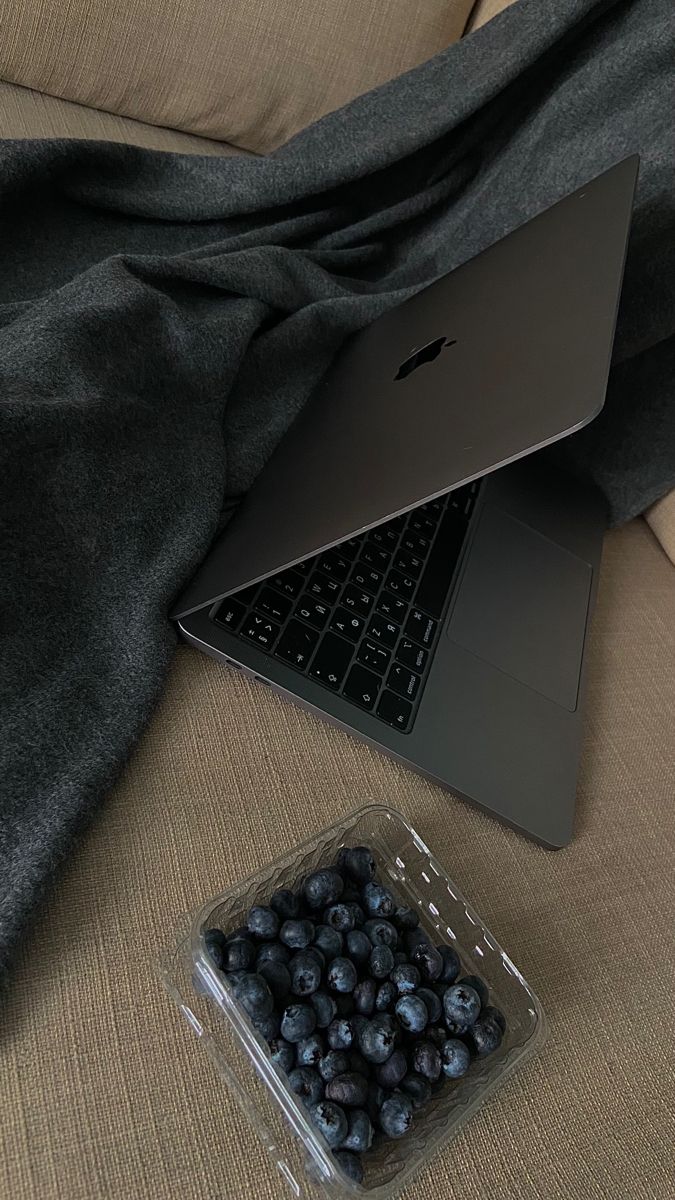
212,480 -> 482,733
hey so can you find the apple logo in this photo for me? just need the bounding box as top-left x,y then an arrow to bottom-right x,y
395,336 -> 456,381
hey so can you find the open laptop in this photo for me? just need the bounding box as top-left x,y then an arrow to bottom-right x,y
172,156 -> 638,848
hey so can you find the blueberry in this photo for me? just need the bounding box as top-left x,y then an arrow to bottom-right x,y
327,957 -> 358,994
256,942 -> 291,969
437,945 -> 461,984
269,1037 -> 295,1074
226,925 -> 250,942
411,1040 -> 441,1082
340,886 -> 361,906
426,1024 -> 447,1049
247,906 -> 280,941
280,919 -> 315,950
342,1107 -> 373,1154
313,925 -> 343,961
441,1037 -> 471,1078
323,904 -> 356,933
327,1018 -> 355,1051
466,1015 -> 503,1057
370,945 -> 395,980
203,928 -> 228,969
325,1072 -> 369,1108
362,882 -> 395,918
353,978 -> 376,1016
270,888 -> 300,920
375,1048 -> 407,1089
443,984 -> 481,1034
483,1005 -> 507,1033
346,930 -> 372,966
304,869 -> 344,910
379,1094 -> 413,1139
335,992 -> 355,1016
375,981 -> 398,1012
333,1149 -> 365,1185
253,1010 -> 281,1041
226,969 -> 247,989
311,991 -> 337,1029
405,927 -> 431,955
358,1015 -> 398,1064
393,950 -> 408,966
258,961 -> 291,1002
366,1081 -> 387,1123
391,963 -> 420,995
416,986 -> 442,1025
363,919 -> 398,949
308,1100 -> 348,1148
393,905 -> 419,931
234,973 -> 274,1020
347,903 -> 366,927
401,1073 -> 432,1109
343,846 -> 376,884
223,937 -> 257,972
410,942 -> 443,982
289,951 -> 322,997
281,1003 -> 317,1043
395,994 -> 428,1034
458,974 -> 490,1007
289,1067 -> 324,1106
318,1050 -> 350,1083
305,946 -> 326,972
295,1033 -> 324,1068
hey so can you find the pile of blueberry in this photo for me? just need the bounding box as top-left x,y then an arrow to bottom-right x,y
203,846 -> 505,1187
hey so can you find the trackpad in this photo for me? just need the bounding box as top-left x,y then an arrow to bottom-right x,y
448,506 -> 592,711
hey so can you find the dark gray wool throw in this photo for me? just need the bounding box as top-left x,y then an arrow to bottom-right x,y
0,0 -> 673,984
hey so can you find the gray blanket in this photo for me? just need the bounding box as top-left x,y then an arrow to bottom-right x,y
1,0 -> 673,983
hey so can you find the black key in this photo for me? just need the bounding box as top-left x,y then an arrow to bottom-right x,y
405,609 -> 437,648
358,640 -> 391,675
351,562 -> 383,594
367,613 -> 400,649
307,571 -> 341,602
343,664 -> 381,711
388,515 -> 406,532
361,543 -> 392,571
214,597 -> 246,631
400,532 -> 430,558
393,550 -> 424,579
274,619 -> 319,670
309,633 -> 353,689
295,594 -> 330,630
294,560 -> 313,576
342,584 -> 374,617
370,526 -> 399,550
415,509 -> 468,618
387,663 -> 421,701
377,689 -> 413,732
340,537 -> 362,560
421,497 -> 446,517
256,587 -> 292,623
386,570 -> 416,600
331,607 -> 365,642
377,591 -> 408,622
408,514 -> 436,539
241,613 -> 280,651
397,637 -> 428,673
233,584 -> 260,607
317,550 -> 350,582
269,569 -> 304,599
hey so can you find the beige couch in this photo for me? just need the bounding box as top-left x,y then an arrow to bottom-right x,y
1,3 -> 674,1198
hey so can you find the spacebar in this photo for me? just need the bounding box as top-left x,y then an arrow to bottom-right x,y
415,510 -> 468,618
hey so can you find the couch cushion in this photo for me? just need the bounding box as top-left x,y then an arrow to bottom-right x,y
0,519 -> 673,1200
0,0 -> 474,154
0,79 -> 248,155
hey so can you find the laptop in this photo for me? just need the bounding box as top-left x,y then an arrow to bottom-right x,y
172,156 -> 638,848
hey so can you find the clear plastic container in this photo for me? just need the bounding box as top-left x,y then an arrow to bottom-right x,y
160,805 -> 546,1198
